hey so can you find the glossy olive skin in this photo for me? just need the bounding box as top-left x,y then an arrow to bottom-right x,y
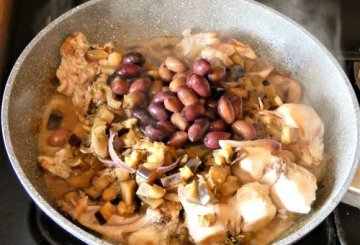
129,77 -> 152,93
193,58 -> 212,76
112,80 -> 130,95
181,103 -> 205,121
167,131 -> 188,148
148,102 -> 170,121
117,64 -> 141,79
186,74 -> 211,97
231,120 -> 257,140
47,129 -> 69,147
217,95 -> 235,124
204,131 -> 231,149
188,119 -> 209,142
145,124 -> 169,141
122,52 -> 145,66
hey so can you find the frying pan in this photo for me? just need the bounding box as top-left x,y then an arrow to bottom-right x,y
2,0 -> 360,244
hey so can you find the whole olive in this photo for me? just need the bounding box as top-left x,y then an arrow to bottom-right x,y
129,77 -> 152,93
151,91 -> 176,104
148,102 -> 170,121
117,64 -> 141,79
165,56 -> 188,73
132,109 -> 154,126
210,119 -> 228,131
204,131 -> 231,149
157,121 -> 175,134
168,131 -> 188,148
177,86 -> 198,106
112,79 -> 130,95
145,124 -> 169,142
164,97 -> 183,112
123,91 -> 146,108
186,74 -> 211,98
188,119 -> 209,142
47,129 -> 69,147
217,95 -> 235,124
193,58 -> 212,76
171,112 -> 189,131
122,52 -> 145,66
182,103 -> 205,121
159,63 -> 174,82
205,107 -> 218,121
231,120 -> 257,140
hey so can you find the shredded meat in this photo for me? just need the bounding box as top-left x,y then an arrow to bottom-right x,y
56,32 -> 98,112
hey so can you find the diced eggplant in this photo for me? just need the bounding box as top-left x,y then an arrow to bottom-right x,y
218,175 -> 240,197
185,158 -> 202,172
117,201 -> 136,215
102,187 -> 117,201
136,182 -> 166,199
47,109 -> 63,130
97,201 -> 116,223
161,173 -> 182,188
138,196 -> 164,209
66,169 -> 95,188
206,166 -> 229,189
179,165 -> 193,181
149,184 -> 166,199
120,180 -> 136,206
164,193 -> 180,203
68,133 -> 82,147
185,179 -> 199,204
85,175 -> 112,199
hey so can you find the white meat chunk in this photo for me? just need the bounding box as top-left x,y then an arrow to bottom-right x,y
235,182 -> 277,232
178,185 -> 227,244
276,103 -> 324,166
270,163 -> 317,214
231,146 -> 274,183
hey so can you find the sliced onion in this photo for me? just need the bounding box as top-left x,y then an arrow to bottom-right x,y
155,158 -> 180,175
97,157 -> 118,167
108,130 -> 136,173
219,139 -> 281,153
136,158 -> 180,181
161,173 -> 182,188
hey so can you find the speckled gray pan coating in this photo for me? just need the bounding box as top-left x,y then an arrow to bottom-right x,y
1,0 -> 360,244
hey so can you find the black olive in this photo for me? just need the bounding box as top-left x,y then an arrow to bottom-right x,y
46,110 -> 63,130
68,134 -> 82,147
94,211 -> 106,225
228,64 -> 245,81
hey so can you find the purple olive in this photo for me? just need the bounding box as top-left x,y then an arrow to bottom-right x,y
193,58 -> 212,76
204,131 -> 231,149
188,119 -> 209,142
129,77 -> 152,93
145,124 -> 169,141
117,64 -> 141,79
122,52 -> 145,66
148,102 -> 170,121
210,119 -> 228,131
205,107 -> 218,121
132,109 -> 155,126
157,121 -> 175,134
186,74 -> 211,98
112,79 -> 130,95
182,103 -> 205,121
151,91 -> 176,104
